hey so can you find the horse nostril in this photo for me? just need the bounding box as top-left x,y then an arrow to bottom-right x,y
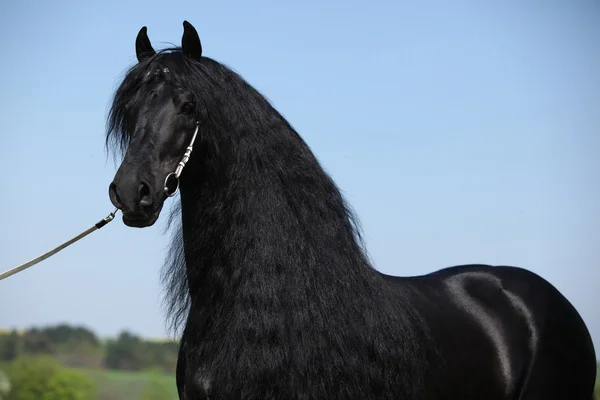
109,182 -> 123,209
139,181 -> 153,207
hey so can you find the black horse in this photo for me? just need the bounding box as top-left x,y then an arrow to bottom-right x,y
106,21 -> 596,399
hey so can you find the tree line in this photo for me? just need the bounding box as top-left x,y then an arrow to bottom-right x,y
0,324 -> 179,374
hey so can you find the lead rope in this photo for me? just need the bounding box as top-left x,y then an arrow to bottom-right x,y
0,208 -> 119,281
0,122 -> 200,282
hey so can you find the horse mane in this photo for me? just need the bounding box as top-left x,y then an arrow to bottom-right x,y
106,48 -> 372,335
161,199 -> 188,335
107,47 -> 436,397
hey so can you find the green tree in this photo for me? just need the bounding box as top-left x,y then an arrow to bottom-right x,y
21,329 -> 53,355
4,355 -> 60,400
42,325 -> 99,348
0,369 -> 11,400
45,369 -> 95,400
3,355 -> 96,400
104,331 -> 144,371
0,331 -> 20,362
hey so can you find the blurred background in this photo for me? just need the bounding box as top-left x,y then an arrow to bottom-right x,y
0,1 -> 598,398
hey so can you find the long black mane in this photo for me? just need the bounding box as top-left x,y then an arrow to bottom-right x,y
106,48 -> 372,333
107,48 -> 436,397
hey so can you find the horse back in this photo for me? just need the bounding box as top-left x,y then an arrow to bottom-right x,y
385,264 -> 597,399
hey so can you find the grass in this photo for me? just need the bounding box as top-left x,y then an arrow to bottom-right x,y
75,363 -> 599,400
596,364 -> 599,400
78,368 -> 177,400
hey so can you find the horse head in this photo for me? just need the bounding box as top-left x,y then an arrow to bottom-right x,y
108,21 -> 203,227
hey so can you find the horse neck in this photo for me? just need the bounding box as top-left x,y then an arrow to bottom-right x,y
171,93 -> 434,396
177,120 -> 387,318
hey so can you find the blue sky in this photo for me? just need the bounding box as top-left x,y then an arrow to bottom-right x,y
0,1 -> 598,354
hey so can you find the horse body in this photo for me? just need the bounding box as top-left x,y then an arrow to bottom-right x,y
106,21 -> 596,399
396,265 -> 597,399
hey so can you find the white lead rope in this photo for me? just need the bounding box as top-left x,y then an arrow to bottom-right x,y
0,122 -> 199,282
0,208 -> 119,281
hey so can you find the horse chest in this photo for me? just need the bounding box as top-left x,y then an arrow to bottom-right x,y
185,371 -> 213,400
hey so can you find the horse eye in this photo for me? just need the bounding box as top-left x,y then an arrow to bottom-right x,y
181,102 -> 195,115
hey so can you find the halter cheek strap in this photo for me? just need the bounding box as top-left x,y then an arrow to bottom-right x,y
164,122 -> 200,197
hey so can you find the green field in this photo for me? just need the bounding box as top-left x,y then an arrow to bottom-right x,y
1,326 -> 596,399
81,365 -> 598,400
596,364 -> 599,400
79,368 -> 178,400
79,364 -> 598,400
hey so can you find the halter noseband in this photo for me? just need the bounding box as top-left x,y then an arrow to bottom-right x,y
164,122 -> 200,197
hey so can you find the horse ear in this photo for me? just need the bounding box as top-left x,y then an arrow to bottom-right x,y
135,26 -> 156,62
181,21 -> 202,61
